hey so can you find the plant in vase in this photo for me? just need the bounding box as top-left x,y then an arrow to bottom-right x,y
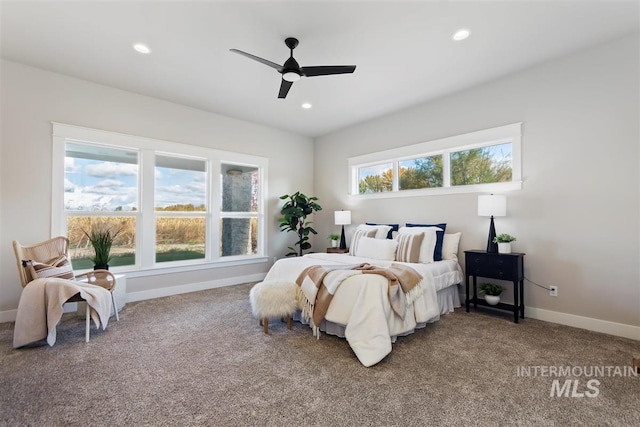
328,233 -> 340,248
479,283 -> 504,305
493,233 -> 516,254
83,225 -> 122,270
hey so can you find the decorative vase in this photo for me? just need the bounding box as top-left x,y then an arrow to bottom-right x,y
498,242 -> 512,254
485,295 -> 500,306
331,240 -> 338,248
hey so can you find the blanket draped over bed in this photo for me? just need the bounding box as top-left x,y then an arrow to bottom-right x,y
13,278 -> 112,348
295,262 -> 425,336
263,253 -> 454,367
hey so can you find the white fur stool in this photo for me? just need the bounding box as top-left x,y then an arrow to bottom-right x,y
249,280 -> 298,334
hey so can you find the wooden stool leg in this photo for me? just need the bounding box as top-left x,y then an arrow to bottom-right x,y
263,318 -> 269,334
287,315 -> 292,330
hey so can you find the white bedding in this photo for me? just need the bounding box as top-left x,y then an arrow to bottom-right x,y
262,253 -> 463,366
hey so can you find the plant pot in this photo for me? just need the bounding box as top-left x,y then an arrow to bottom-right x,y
485,295 -> 500,306
498,242 -> 512,254
331,240 -> 338,248
94,264 -> 109,271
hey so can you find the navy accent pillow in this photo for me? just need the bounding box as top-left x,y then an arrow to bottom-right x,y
366,222 -> 399,239
406,223 -> 447,261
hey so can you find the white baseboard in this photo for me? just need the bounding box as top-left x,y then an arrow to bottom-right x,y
526,306 -> 640,341
125,273 -> 266,303
0,309 -> 17,324
0,273 -> 266,323
458,291 -> 639,341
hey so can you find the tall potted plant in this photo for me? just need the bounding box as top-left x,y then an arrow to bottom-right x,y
278,192 -> 322,257
83,225 -> 121,270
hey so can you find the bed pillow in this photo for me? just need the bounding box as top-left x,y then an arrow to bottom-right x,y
365,222 -> 399,239
354,237 -> 398,261
25,255 -> 75,282
406,223 -> 447,261
442,232 -> 462,262
395,232 -> 424,263
356,224 -> 392,239
397,226 -> 440,263
349,229 -> 377,255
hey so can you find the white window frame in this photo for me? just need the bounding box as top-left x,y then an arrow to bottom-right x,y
52,122 -> 268,277
348,123 -> 522,199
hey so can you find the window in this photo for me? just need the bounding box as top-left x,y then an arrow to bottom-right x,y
358,162 -> 393,194
349,123 -> 521,198
64,143 -> 138,269
399,155 -> 443,190
155,155 -> 207,263
450,143 -> 512,186
52,123 -> 268,274
220,164 -> 260,256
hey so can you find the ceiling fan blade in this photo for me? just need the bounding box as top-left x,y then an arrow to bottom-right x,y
300,65 -> 356,77
278,79 -> 293,99
229,49 -> 283,72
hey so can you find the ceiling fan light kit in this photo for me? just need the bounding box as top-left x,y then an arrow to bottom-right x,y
230,37 -> 356,99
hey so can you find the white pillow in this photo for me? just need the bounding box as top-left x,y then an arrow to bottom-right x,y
397,226 -> 441,263
354,236 -> 398,261
356,224 -> 392,239
442,232 -> 462,262
349,229 -> 377,255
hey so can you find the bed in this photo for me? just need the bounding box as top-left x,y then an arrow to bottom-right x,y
260,224 -> 463,367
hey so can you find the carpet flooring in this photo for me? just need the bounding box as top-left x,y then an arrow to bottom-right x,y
0,283 -> 638,426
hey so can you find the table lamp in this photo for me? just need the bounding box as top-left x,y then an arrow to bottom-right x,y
478,195 -> 506,253
334,210 -> 352,250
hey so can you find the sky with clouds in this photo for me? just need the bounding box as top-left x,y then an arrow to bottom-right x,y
65,157 -> 206,211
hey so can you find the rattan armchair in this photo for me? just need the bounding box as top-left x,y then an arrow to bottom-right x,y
12,236 -> 119,342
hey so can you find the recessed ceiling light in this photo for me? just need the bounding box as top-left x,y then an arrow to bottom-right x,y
301,103 -> 312,109
133,43 -> 151,54
452,29 -> 471,41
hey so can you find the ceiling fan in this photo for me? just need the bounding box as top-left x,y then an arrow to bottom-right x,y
230,37 -> 356,99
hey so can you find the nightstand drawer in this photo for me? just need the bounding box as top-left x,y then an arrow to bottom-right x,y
465,253 -> 520,279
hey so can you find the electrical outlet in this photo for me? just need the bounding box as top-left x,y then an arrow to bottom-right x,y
550,286 -> 558,297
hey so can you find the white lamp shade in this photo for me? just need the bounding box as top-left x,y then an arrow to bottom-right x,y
478,195 -> 507,217
334,210 -> 352,225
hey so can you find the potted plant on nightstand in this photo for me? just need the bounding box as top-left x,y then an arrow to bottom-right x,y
493,233 -> 516,254
479,283 -> 504,306
328,233 -> 340,248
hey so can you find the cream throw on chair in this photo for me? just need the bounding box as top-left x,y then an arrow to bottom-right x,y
13,278 -> 111,348
12,237 -> 114,347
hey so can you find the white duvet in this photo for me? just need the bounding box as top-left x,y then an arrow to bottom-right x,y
263,253 -> 462,366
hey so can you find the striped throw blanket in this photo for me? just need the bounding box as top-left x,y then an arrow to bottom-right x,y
295,263 -> 424,336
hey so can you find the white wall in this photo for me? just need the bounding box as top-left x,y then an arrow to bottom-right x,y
314,35 -> 640,333
0,59 -> 314,315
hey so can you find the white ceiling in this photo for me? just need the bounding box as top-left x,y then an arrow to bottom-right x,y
1,1 -> 638,138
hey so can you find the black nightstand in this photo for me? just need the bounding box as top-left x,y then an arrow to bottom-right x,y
464,250 -> 525,323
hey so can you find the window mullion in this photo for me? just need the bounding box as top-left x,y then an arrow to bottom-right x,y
140,149 -> 156,269
443,150 -> 451,188
392,161 -> 399,192
210,160 -> 221,262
